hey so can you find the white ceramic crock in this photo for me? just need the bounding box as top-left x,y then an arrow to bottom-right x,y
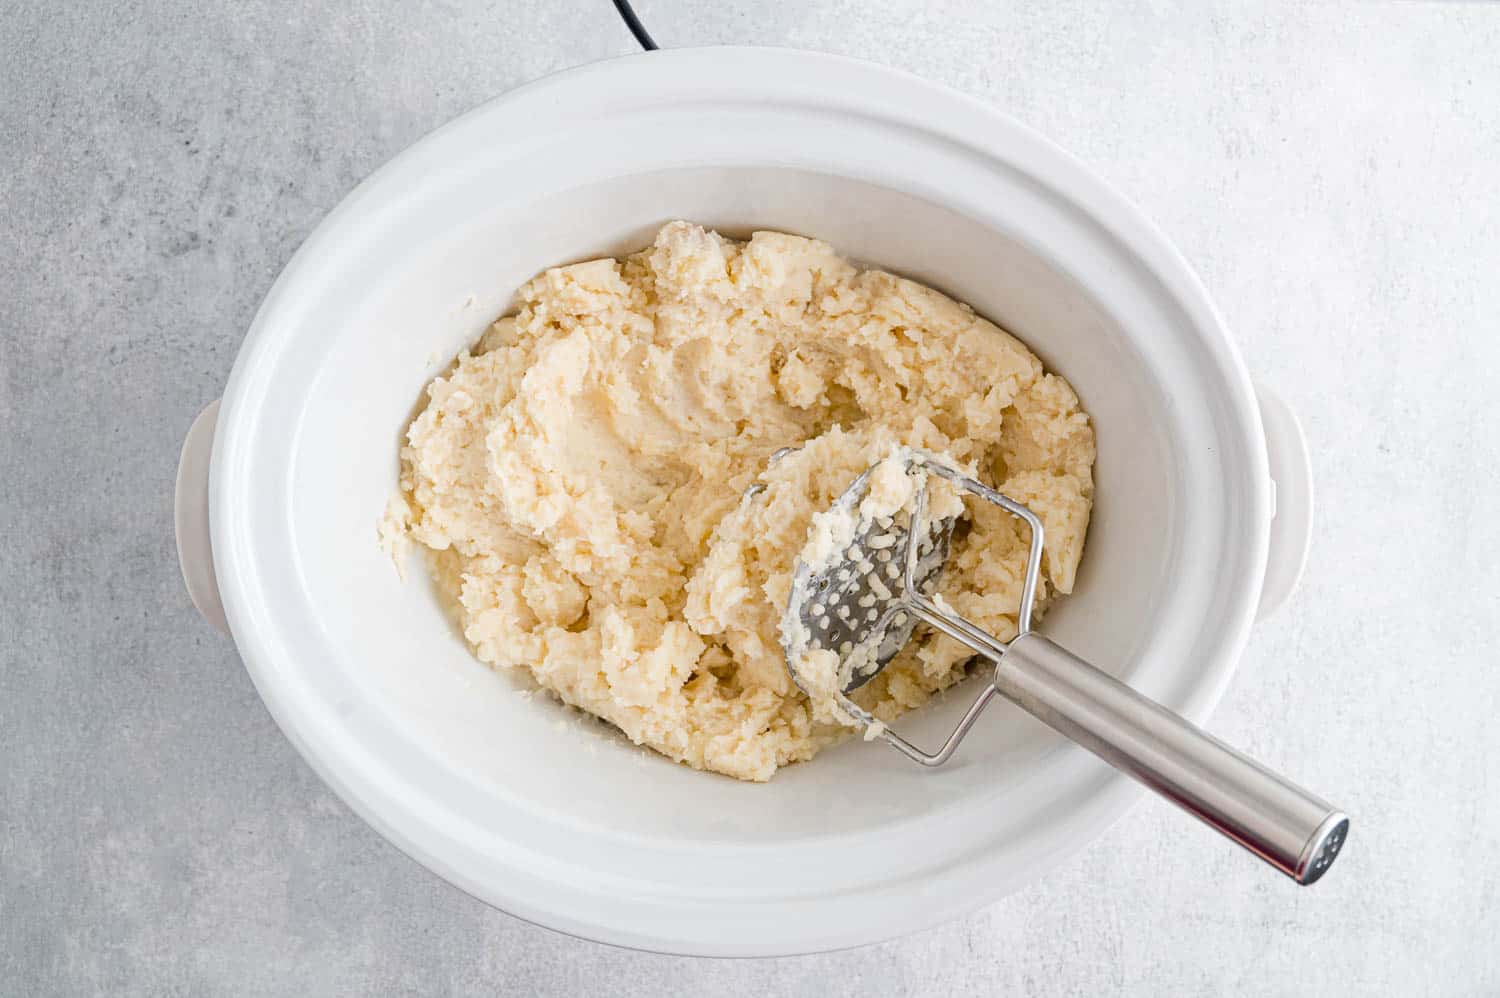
173,48 -> 1313,956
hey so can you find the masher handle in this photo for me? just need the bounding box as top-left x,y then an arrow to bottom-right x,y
994,632 -> 1348,884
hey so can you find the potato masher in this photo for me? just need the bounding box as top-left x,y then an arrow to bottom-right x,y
779,450 -> 1349,885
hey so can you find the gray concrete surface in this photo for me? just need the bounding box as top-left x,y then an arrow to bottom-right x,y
3,1 -> 1498,994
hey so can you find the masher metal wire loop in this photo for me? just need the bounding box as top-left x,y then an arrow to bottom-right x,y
830,455 -> 1040,764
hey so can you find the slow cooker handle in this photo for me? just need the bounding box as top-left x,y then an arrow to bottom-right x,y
993,631 -> 1348,884
1254,383 -> 1313,621
174,399 -> 229,634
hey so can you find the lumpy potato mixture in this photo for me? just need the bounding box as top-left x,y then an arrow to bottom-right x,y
385,222 -> 1094,781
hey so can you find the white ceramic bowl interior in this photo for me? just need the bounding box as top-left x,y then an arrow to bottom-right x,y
179,49 -> 1308,955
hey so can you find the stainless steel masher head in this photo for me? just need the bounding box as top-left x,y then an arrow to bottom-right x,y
778,450 -> 1350,885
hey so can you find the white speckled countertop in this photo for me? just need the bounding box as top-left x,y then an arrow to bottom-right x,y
4,2 -> 1498,994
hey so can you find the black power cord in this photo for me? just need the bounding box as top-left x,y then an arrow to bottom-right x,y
611,0 -> 659,50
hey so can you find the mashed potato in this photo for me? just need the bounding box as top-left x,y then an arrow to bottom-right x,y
387,222 -> 1094,781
